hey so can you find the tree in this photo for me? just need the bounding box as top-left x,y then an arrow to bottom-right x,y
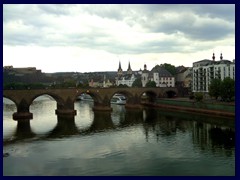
161,63 -> 176,75
208,78 -> 222,100
132,77 -> 142,87
195,92 -> 203,102
220,77 -> 235,101
145,80 -> 156,87
118,84 -> 128,88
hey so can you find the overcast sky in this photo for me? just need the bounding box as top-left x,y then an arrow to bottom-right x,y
3,4 -> 235,73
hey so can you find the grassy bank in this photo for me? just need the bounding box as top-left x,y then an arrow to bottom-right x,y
143,98 -> 235,117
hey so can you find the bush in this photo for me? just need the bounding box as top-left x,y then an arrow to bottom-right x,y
195,92 -> 203,102
189,92 -> 194,100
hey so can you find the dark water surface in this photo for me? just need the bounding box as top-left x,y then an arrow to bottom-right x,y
3,97 -> 235,176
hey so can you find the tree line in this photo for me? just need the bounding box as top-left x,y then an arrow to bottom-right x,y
208,77 -> 235,101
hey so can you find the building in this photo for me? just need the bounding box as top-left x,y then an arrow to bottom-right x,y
3,66 -> 42,74
175,67 -> 192,88
115,61 -> 137,87
103,75 -> 113,88
141,64 -> 149,87
192,53 -> 235,93
141,64 -> 175,87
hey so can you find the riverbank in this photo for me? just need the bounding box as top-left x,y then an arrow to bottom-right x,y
142,98 -> 235,118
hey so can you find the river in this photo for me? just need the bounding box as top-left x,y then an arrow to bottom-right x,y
3,96 -> 235,176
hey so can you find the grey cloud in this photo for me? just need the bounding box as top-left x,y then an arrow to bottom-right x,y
3,4 -> 235,55
38,4 -> 71,16
136,5 -> 234,41
82,4 -> 125,21
191,4 -> 235,22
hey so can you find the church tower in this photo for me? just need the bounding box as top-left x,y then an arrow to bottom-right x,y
212,53 -> 215,61
117,61 -> 123,76
127,61 -> 132,75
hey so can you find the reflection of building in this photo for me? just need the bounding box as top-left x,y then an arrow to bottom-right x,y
192,121 -> 235,152
192,53 -> 235,93
141,64 -> 175,87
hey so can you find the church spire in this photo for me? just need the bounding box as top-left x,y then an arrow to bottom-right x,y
118,61 -> 122,70
117,61 -> 123,76
127,61 -> 132,74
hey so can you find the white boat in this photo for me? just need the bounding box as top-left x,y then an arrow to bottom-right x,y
79,93 -> 94,102
111,95 -> 126,105
80,93 -> 126,105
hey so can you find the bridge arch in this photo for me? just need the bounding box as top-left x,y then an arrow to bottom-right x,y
75,90 -> 103,103
29,93 -> 65,106
139,90 -> 158,103
3,96 -> 18,107
109,90 -> 134,101
162,90 -> 177,98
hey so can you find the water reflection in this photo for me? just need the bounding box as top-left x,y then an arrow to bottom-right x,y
119,109 -> 143,127
193,122 -> 235,151
3,120 -> 36,146
3,102 -> 235,159
46,116 -> 79,138
87,112 -> 115,132
141,108 -> 235,155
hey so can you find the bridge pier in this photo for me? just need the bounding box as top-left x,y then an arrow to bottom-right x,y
125,95 -> 143,109
92,106 -> 112,111
125,103 -> 143,109
13,112 -> 33,120
55,109 -> 77,116
15,119 -> 35,139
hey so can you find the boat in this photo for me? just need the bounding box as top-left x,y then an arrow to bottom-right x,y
111,95 -> 126,105
80,93 -> 126,105
79,93 -> 94,102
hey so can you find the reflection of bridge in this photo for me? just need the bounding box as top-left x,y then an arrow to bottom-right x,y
3,87 -> 177,120
3,108 -> 235,150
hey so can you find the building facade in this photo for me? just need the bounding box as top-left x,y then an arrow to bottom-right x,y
192,53 -> 235,93
115,61 -> 137,87
141,64 -> 175,87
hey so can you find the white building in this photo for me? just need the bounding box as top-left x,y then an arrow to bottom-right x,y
141,64 -> 175,87
116,74 -> 136,87
141,64 -> 149,87
192,53 -> 235,93
115,61 -> 137,87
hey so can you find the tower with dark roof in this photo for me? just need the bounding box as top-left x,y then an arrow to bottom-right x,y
127,61 -> 132,75
117,61 -> 123,76
212,53 -> 215,61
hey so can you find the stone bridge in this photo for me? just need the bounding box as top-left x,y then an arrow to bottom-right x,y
3,87 -> 177,121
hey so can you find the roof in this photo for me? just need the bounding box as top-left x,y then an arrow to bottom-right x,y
150,66 -> 173,77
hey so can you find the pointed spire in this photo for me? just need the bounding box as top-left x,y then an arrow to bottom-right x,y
220,53 -> 223,60
212,53 -> 215,61
128,61 -> 131,70
127,61 -> 132,74
118,61 -> 122,70
117,61 -> 123,76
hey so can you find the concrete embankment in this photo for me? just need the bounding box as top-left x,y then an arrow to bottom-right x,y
142,98 -> 235,118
